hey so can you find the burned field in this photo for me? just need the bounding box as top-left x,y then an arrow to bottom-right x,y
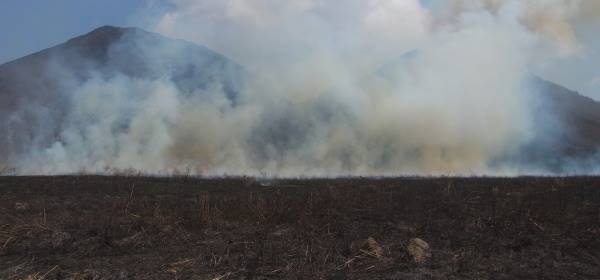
1,176 -> 599,279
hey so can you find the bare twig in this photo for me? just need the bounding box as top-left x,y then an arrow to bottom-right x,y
33,265 -> 58,280
529,218 -> 545,231
2,236 -> 15,249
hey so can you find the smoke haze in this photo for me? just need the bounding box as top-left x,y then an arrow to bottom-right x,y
2,0 -> 599,176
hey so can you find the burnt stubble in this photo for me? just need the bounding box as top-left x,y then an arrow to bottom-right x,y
1,176 -> 599,279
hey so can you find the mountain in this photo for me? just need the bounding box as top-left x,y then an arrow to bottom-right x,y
0,26 -> 243,161
523,77 -> 600,171
0,25 -> 242,104
1,26 -> 599,173
377,55 -> 600,172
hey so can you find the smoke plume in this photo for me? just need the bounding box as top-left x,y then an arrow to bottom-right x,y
3,0 -> 598,176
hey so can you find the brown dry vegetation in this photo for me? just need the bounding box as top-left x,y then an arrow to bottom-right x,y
1,176 -> 600,279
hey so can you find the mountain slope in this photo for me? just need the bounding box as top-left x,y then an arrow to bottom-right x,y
0,26 -> 242,103
1,26 -> 599,173
0,26 -> 243,163
518,77 -> 600,171
377,54 -> 600,172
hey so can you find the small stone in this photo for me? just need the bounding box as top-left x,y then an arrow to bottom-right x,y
407,238 -> 431,264
365,237 -> 384,259
351,237 -> 384,259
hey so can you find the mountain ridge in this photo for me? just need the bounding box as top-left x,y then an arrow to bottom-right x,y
1,25 -> 599,173
0,26 -> 244,163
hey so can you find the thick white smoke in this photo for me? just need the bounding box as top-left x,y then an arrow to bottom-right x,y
8,0 -> 597,176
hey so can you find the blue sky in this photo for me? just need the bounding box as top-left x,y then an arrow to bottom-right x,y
0,0 -> 147,64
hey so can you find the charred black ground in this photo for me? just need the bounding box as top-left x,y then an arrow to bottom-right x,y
1,176 -> 599,279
